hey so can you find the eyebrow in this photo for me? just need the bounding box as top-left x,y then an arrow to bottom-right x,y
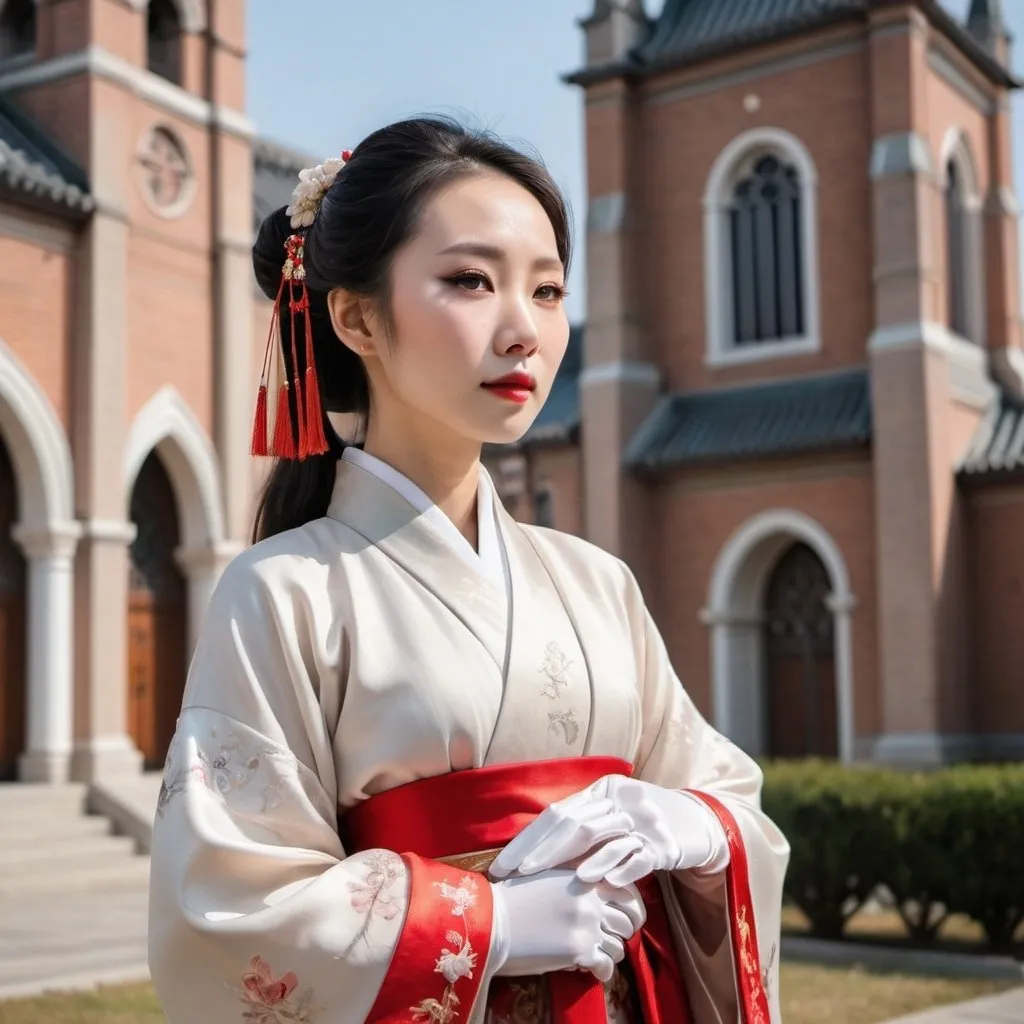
438,242 -> 563,273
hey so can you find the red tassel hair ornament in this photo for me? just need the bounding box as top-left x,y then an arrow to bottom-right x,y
250,233 -> 330,460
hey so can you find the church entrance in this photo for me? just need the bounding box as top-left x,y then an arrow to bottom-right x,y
0,436 -> 26,780
128,451 -> 186,769
763,541 -> 838,758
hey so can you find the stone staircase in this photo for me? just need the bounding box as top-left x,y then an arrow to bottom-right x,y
0,781 -> 153,998
0,783 -> 150,894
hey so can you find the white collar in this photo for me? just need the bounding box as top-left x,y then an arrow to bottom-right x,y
340,447 -> 505,589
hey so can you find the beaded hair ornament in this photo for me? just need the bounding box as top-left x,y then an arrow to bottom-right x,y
250,149 -> 353,460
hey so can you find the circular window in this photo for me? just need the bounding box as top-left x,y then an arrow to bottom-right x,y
137,125 -> 194,218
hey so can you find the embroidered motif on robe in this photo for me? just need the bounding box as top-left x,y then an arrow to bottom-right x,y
148,456 -> 789,1024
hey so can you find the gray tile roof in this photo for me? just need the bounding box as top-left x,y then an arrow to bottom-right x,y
959,397 -> 1024,479
626,367 -> 871,471
253,136 -> 320,233
569,0 -> 1017,88
0,96 -> 92,214
636,0 -> 867,67
521,325 -> 583,445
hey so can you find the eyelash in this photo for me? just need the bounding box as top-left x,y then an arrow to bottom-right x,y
445,271 -> 567,303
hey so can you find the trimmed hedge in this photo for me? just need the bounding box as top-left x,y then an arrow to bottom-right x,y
761,760 -> 1024,950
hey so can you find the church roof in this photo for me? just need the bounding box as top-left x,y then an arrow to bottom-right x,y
626,367 -> 872,471
521,324 -> 584,445
0,96 -> 92,215
959,396 -> 1024,481
636,0 -> 867,67
570,0 -> 1017,89
252,136 -> 320,233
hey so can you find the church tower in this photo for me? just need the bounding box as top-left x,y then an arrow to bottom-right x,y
569,0 -> 1024,766
0,0 -> 252,781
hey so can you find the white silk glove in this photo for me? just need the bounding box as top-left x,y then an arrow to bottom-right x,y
488,869 -> 646,983
489,776 -> 729,888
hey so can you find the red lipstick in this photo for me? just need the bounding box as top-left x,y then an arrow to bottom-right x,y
481,371 -> 536,405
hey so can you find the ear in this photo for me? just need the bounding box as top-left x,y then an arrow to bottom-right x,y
327,287 -> 378,356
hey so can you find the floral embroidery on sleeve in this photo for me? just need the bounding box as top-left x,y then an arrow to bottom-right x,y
156,725 -> 292,819
343,851 -> 406,957
410,876 -> 480,1024
235,955 -> 322,1023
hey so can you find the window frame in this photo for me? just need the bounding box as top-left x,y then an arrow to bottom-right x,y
703,127 -> 820,368
939,127 -> 985,347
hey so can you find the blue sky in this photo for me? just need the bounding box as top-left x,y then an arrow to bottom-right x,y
246,0 -> 1021,324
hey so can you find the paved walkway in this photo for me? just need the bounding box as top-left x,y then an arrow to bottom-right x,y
0,885 -> 149,1000
882,985 -> 1024,1023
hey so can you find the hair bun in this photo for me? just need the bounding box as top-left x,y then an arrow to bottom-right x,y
252,206 -> 293,301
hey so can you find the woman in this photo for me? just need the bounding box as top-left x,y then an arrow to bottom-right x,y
148,117 -> 788,1024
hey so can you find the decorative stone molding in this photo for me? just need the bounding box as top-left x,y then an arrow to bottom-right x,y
124,385 -> 227,551
0,45 -> 253,141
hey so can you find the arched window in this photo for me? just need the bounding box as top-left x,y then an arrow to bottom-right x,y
147,0 -> 182,85
704,128 -> 819,367
941,131 -> 984,345
730,154 -> 804,345
0,0 -> 36,61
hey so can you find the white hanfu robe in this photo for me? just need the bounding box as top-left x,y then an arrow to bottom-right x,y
148,453 -> 789,1024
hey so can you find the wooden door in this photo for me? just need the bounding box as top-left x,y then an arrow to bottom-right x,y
0,438 -> 26,781
128,452 -> 186,769
763,542 -> 838,759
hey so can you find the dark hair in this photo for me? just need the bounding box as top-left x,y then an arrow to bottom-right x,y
251,115 -> 573,544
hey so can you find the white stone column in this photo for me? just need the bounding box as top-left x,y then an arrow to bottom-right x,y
825,592 -> 857,765
11,522 -> 82,783
175,541 -> 243,657
700,606 -> 766,756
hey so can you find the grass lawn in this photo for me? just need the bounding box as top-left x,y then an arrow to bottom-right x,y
0,970 -> 1015,1024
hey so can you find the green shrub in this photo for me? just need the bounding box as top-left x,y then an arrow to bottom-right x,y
761,760 -> 1024,950
761,760 -> 895,939
938,764 -> 1024,950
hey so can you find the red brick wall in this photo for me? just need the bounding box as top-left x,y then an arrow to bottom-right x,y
625,29 -> 874,393
0,228 -> 75,431
966,484 -> 1024,735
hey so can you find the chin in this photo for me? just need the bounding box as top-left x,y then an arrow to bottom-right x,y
479,415 -> 537,447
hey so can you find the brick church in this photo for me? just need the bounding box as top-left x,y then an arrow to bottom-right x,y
0,0 -> 1021,786
491,0 -> 1024,768
0,0 -> 308,783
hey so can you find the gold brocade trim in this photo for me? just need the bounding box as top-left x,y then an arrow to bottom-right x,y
436,849 -> 502,874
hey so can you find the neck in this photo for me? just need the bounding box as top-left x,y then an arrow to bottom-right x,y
361,424 -> 482,548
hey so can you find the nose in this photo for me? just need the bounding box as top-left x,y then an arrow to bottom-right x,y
494,296 -> 541,358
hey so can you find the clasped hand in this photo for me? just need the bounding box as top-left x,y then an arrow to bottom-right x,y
490,774 -> 727,887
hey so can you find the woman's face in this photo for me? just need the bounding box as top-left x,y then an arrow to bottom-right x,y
343,171 -> 570,452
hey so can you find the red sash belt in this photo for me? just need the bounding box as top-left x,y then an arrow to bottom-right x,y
340,757 -> 689,1024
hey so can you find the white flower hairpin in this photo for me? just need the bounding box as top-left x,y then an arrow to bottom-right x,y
286,149 -> 352,229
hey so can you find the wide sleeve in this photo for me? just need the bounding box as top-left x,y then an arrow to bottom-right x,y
148,552 -> 495,1024
626,575 -> 789,1024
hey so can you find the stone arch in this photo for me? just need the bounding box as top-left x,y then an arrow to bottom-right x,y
703,509 -> 856,762
939,127 -> 982,207
128,0 -> 205,33
124,386 -> 225,553
0,339 -> 75,533
703,126 -> 820,367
